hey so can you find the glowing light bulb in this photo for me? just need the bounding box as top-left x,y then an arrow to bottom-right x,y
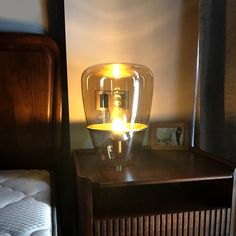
112,64 -> 121,79
102,64 -> 131,79
112,115 -> 127,134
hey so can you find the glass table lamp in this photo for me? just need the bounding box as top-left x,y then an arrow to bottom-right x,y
81,63 -> 153,165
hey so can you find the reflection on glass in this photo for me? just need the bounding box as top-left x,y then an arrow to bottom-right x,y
81,63 -> 153,165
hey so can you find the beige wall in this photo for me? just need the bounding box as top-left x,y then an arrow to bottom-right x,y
65,0 -> 199,149
0,0 -> 48,33
0,1 -> 199,150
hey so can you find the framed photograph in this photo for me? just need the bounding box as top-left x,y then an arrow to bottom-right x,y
150,122 -> 190,150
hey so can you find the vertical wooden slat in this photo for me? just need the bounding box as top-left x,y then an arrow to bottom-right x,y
210,209 -> 216,236
114,219 -> 119,236
120,218 -> 125,236
107,219 -> 113,236
131,217 -> 137,235
166,213 -> 172,236
183,211 -> 188,236
144,216 -> 149,236
215,209 -> 221,236
219,208 -> 223,235
138,216 -> 143,234
188,211 -> 194,236
161,213 -> 167,236
150,215 -> 155,236
172,213 -> 178,236
205,209 -> 210,236
199,210 -> 205,236
194,211 -> 200,236
221,208 -> 227,236
155,214 -> 161,236
125,218 -> 131,236
177,212 -> 183,236
101,220 -> 107,236
94,220 -> 101,236
226,208 -> 231,236
209,209 -> 213,236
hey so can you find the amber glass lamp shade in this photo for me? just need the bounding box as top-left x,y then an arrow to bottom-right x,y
81,63 -> 153,164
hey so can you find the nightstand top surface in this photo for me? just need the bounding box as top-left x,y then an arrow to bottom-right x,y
73,149 -> 234,187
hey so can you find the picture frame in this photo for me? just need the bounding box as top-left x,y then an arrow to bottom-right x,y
150,122 -> 190,150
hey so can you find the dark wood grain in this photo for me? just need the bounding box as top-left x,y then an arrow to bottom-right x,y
0,33 -> 62,169
0,33 -> 76,235
74,149 -> 235,235
77,176 -> 93,236
74,149 -> 234,187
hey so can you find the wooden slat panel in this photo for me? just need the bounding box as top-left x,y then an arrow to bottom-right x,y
94,208 -> 231,236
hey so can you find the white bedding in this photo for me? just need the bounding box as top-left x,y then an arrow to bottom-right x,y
0,170 -> 52,236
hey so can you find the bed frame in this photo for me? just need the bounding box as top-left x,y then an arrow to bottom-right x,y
0,33 -> 73,235
0,33 -> 64,168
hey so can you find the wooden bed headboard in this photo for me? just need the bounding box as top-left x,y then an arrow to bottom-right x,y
0,33 -> 66,169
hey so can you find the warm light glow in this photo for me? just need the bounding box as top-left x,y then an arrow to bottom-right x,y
112,64 -> 121,79
112,115 -> 127,133
102,64 -> 131,79
87,123 -> 147,132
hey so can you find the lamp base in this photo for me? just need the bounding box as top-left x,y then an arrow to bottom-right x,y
96,140 -> 135,170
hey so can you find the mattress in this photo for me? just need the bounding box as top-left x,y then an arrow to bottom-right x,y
0,170 -> 54,236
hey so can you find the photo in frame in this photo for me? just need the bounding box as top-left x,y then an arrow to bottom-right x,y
150,122 -> 190,150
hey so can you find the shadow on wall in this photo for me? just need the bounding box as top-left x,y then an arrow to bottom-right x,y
175,0 -> 199,121
0,17 -> 46,33
70,122 -> 94,149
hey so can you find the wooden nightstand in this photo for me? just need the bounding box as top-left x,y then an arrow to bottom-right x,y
73,148 -> 236,236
